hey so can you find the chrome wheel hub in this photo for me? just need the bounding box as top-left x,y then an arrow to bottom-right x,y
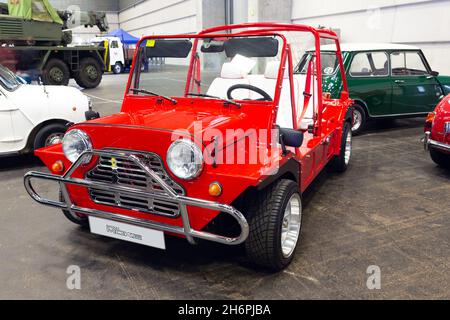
45,133 -> 64,147
281,193 -> 302,258
352,109 -> 362,132
344,130 -> 352,165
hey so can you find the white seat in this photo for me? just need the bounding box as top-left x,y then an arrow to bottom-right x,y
207,62 -> 251,100
207,60 -> 317,131
248,61 -> 298,129
248,61 -> 317,130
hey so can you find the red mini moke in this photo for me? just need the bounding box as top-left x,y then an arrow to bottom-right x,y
24,23 -> 353,271
424,94 -> 450,168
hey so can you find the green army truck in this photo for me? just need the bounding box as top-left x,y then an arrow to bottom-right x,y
0,0 -> 109,88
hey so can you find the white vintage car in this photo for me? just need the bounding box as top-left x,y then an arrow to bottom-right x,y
0,64 -> 94,157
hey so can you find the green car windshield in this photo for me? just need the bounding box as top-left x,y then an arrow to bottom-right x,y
296,51 -> 339,76
0,65 -> 21,91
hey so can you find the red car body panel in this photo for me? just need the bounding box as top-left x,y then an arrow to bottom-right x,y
430,96 -> 450,150
31,23 -> 353,241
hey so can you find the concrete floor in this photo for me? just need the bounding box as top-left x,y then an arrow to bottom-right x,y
1,73 -> 449,299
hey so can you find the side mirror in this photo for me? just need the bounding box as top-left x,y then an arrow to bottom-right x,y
430,71 -> 439,77
280,128 -> 304,148
85,110 -> 100,120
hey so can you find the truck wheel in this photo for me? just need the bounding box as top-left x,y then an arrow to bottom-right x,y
33,123 -> 67,150
430,149 -> 450,168
245,179 -> 302,271
75,57 -> 103,89
351,104 -> 366,135
59,191 -> 89,227
42,59 -> 70,86
113,62 -> 123,74
330,122 -> 352,173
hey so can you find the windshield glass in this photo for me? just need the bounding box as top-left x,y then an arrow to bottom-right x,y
129,36 -> 284,101
0,65 -> 21,91
296,51 -> 339,76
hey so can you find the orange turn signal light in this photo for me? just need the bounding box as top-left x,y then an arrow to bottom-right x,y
51,160 -> 64,173
208,182 -> 222,197
426,112 -> 435,123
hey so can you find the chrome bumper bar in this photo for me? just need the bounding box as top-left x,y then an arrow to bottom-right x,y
23,149 -> 249,246
424,132 -> 450,152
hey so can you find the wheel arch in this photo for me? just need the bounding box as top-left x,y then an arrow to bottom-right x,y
230,158 -> 301,211
351,99 -> 370,118
40,52 -> 65,70
25,119 -> 71,151
257,158 -> 300,191
344,106 -> 353,124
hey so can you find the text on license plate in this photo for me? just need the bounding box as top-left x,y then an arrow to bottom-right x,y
89,216 -> 166,250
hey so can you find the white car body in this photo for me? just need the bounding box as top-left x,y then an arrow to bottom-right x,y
0,83 -> 90,155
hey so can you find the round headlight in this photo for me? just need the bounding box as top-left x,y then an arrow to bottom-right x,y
167,139 -> 203,180
62,129 -> 92,164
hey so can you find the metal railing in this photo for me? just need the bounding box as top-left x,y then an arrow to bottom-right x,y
24,149 -> 249,246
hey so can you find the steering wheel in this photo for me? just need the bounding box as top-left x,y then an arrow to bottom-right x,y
227,84 -> 273,101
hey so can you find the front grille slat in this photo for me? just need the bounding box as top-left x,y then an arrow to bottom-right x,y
86,150 -> 184,218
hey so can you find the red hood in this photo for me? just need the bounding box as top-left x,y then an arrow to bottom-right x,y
85,98 -> 273,139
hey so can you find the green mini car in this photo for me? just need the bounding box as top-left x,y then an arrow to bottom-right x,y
296,43 -> 450,134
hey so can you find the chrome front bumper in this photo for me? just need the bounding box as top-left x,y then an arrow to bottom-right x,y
424,132 -> 450,152
24,149 -> 249,246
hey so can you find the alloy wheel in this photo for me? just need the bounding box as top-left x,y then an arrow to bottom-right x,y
281,193 -> 302,258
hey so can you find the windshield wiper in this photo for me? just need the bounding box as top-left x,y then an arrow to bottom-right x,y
186,93 -> 241,108
131,88 -> 177,105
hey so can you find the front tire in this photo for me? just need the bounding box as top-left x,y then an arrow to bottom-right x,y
245,179 -> 302,271
42,59 -> 70,86
430,148 -> 450,168
74,57 -> 103,89
330,122 -> 352,173
59,191 -> 89,227
33,123 -> 67,150
113,62 -> 123,74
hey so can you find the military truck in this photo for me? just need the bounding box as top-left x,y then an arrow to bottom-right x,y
0,0 -> 109,88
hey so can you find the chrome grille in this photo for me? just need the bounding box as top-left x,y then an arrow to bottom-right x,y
86,150 -> 184,217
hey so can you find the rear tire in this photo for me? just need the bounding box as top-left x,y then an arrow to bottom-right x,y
42,59 -> 70,86
33,123 -> 67,150
245,179 -> 302,271
74,57 -> 103,89
351,104 -> 367,135
430,148 -> 450,168
330,122 -> 352,173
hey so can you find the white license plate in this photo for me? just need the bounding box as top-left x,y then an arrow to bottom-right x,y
89,216 -> 166,250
